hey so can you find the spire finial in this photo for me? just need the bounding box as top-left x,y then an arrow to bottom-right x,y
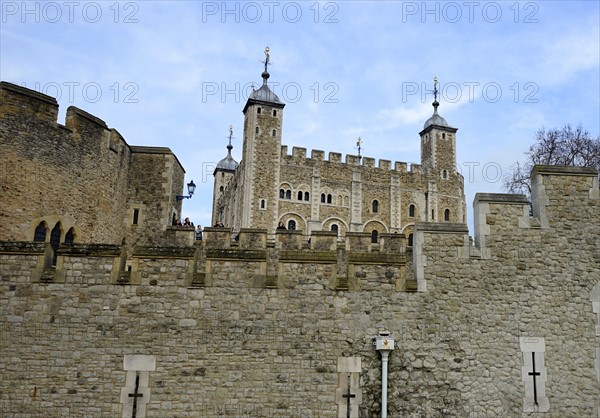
261,46 -> 271,84
356,137 -> 362,160
432,76 -> 440,114
227,125 -> 233,152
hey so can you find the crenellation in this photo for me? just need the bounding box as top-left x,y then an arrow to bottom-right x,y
408,163 -> 422,174
362,156 -> 375,167
292,146 -> 306,158
0,81 -> 58,122
379,159 -> 391,170
65,105 -> 108,132
311,149 -> 325,160
328,151 -> 342,162
237,228 -> 267,249
276,228 -> 304,249
346,154 -> 360,165
310,230 -> 338,251
346,232 -> 372,252
395,161 -> 407,172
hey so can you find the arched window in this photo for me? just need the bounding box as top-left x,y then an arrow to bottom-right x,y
64,228 -> 75,244
255,127 -> 259,134
280,189 -> 285,199
272,129 -> 276,137
297,191 -> 303,200
409,204 -> 415,217
442,132 -> 446,139
285,190 -> 291,199
50,222 -> 61,266
219,186 -> 224,192
321,193 -> 326,203
257,107 -> 261,114
304,192 -> 309,201
260,199 -> 266,209
444,209 -> 450,222
34,222 -> 46,242
371,230 -> 378,243
327,194 -> 332,204
287,220 -> 296,230
442,170 -> 448,179
372,200 -> 379,213
273,110 -> 277,117
408,233 -> 413,247
330,224 -> 338,233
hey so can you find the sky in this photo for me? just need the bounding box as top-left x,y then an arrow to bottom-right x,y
2,0 -> 599,233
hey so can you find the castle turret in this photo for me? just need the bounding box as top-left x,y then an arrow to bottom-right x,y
212,126 -> 239,225
238,47 -> 286,231
419,77 -> 458,176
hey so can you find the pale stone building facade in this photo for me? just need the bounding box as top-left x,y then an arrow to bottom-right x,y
212,65 -> 466,244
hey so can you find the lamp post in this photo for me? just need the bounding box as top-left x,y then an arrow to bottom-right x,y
375,331 -> 394,418
176,180 -> 196,201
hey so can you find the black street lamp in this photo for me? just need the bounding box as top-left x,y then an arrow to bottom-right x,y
176,180 -> 196,201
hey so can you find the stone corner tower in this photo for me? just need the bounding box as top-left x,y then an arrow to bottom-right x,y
419,77 -> 458,176
239,47 -> 286,231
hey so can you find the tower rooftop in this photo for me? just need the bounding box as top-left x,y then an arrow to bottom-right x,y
214,126 -> 238,174
243,47 -> 285,113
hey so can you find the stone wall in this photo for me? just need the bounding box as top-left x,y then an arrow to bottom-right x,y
1,166 -> 598,417
0,82 -> 187,251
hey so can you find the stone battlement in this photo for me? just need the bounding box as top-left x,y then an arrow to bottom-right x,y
2,165 -> 596,293
0,81 -> 187,247
281,145 -> 425,174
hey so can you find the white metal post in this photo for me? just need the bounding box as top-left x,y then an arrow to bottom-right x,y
375,331 -> 394,418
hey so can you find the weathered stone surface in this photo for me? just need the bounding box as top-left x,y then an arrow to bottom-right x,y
0,166 -> 598,417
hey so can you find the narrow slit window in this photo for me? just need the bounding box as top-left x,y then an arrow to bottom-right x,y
371,230 -> 378,243
133,209 -> 139,225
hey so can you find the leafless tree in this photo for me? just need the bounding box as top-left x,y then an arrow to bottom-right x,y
504,124 -> 600,195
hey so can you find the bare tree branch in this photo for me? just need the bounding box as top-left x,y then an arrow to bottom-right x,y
504,124 -> 600,197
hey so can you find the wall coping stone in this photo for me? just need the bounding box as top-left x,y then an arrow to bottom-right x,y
57,243 -> 121,257
414,222 -> 469,234
474,193 -> 529,205
132,246 -> 195,258
0,241 -> 47,254
0,81 -> 58,107
532,165 -> 599,177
